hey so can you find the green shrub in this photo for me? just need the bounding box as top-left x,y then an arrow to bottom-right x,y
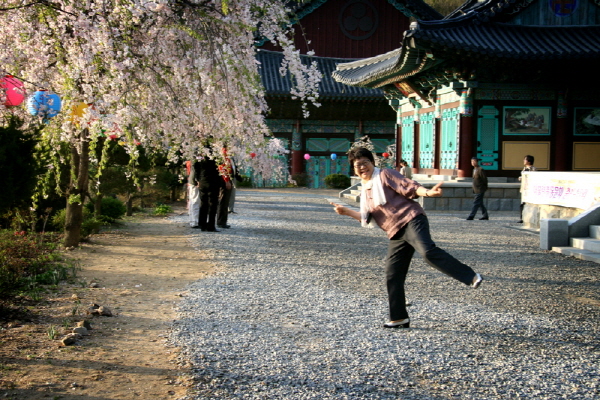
0,230 -> 70,298
324,174 -> 351,189
291,173 -> 309,187
85,197 -> 126,222
236,175 -> 252,188
51,208 -> 103,238
153,203 -> 173,215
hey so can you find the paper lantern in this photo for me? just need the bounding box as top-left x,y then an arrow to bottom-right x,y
382,152 -> 390,158
304,153 -> 311,160
1,75 -> 26,107
250,152 -> 256,158
330,153 -> 337,160
27,90 -> 62,119
69,102 -> 90,124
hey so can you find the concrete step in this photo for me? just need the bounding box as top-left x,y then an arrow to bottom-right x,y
590,225 -> 600,239
342,193 -> 360,203
552,247 -> 600,264
571,237 -> 600,252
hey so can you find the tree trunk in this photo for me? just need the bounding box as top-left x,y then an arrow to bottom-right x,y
64,130 -> 90,248
126,192 -> 133,216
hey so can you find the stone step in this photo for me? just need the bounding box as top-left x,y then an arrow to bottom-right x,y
590,225 -> 600,239
570,237 -> 600,252
552,247 -> 600,264
342,193 -> 360,203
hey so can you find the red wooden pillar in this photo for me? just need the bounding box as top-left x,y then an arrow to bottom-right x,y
458,114 -> 474,178
433,117 -> 441,175
395,123 -> 402,169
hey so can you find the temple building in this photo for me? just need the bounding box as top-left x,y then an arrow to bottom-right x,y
332,0 -> 600,179
256,0 -> 442,187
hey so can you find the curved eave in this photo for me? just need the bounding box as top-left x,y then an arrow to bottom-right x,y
332,46 -> 441,89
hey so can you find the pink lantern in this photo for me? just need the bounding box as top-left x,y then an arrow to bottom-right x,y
1,75 -> 26,107
382,152 -> 390,158
304,153 -> 311,160
250,152 -> 256,158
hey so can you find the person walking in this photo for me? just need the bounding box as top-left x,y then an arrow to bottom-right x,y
330,147 -> 483,329
466,157 -> 489,220
518,155 -> 537,223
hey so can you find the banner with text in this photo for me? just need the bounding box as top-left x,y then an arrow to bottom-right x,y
522,172 -> 600,210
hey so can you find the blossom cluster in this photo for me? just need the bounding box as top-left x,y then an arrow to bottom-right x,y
0,0 -> 322,182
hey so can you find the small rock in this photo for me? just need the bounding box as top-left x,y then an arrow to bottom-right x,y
89,282 -> 100,288
76,320 -> 92,330
72,327 -> 89,335
61,333 -> 82,346
71,293 -> 80,300
98,306 -> 112,316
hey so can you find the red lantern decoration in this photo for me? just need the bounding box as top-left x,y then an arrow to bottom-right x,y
250,152 -> 256,158
382,152 -> 390,158
1,75 -> 26,107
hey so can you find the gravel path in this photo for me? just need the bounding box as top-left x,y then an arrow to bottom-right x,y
170,189 -> 600,400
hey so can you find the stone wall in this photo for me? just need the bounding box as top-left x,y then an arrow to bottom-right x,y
417,182 -> 521,212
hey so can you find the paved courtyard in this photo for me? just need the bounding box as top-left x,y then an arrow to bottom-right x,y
171,188 -> 600,399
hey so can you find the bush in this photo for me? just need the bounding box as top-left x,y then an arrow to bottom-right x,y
291,173 -> 309,187
85,197 -> 127,223
153,203 -> 173,215
236,175 -> 252,188
0,230 -> 70,298
324,174 -> 351,189
51,208 -> 103,238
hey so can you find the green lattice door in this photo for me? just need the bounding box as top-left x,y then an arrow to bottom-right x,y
419,112 -> 435,169
440,108 -> 460,170
477,106 -> 499,170
401,115 -> 414,166
306,156 -> 349,188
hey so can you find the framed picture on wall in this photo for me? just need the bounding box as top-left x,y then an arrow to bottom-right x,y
503,106 -> 551,135
574,108 -> 600,136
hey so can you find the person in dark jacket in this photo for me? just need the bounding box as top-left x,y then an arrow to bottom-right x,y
467,157 -> 489,220
193,153 -> 224,232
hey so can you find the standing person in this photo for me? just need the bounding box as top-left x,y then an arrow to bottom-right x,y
466,157 -> 489,220
398,160 -> 412,179
186,161 -> 201,228
518,155 -> 537,223
217,146 -> 240,229
330,147 -> 482,329
228,155 -> 239,214
194,152 -> 223,232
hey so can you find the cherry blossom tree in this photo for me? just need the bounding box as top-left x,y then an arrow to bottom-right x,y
0,0 -> 321,246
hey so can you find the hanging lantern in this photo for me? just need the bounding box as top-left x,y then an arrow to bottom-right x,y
330,153 -> 337,160
304,153 -> 311,160
27,90 -> 62,120
69,102 -> 90,125
382,152 -> 390,158
250,152 -> 256,158
1,75 -> 25,107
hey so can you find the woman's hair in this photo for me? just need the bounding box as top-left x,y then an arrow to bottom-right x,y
525,155 -> 535,165
348,147 -> 374,165
400,159 -> 408,166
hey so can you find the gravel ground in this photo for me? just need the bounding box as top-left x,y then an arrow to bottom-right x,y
170,188 -> 600,400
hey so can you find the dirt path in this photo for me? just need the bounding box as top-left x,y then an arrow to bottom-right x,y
0,206 -> 211,399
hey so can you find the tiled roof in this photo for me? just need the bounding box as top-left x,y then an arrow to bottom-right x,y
290,0 -> 442,21
257,49 -> 386,99
411,19 -> 600,60
332,13 -> 600,88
